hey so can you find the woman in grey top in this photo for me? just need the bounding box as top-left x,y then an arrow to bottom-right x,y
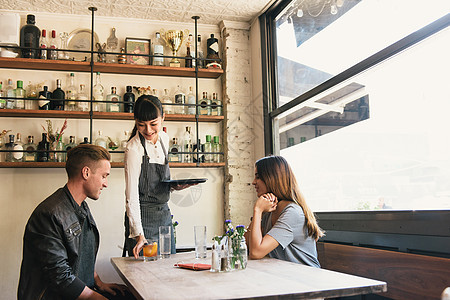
245,156 -> 324,267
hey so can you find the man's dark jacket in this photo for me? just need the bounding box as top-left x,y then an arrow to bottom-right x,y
18,185 -> 99,300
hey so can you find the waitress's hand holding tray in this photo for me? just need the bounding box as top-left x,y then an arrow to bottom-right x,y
162,178 -> 207,191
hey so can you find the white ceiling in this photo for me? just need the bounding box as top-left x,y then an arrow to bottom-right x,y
2,0 -> 274,25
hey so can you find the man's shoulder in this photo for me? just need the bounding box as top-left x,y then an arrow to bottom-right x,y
31,187 -> 73,219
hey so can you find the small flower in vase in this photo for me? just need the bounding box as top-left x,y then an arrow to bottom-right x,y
42,119 -> 68,162
213,219 -> 248,271
171,215 -> 179,244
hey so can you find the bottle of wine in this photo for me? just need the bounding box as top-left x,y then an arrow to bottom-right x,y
20,14 -> 41,59
37,133 -> 49,162
206,34 -> 220,66
23,135 -> 37,162
185,34 -> 193,68
77,84 -> 89,112
186,86 -> 196,115
123,86 -> 135,113
39,29 -> 48,59
66,73 -> 77,111
51,79 -> 65,110
106,87 -> 121,112
38,86 -> 52,110
49,30 -> 58,60
153,32 -> 164,66
14,80 -> 25,109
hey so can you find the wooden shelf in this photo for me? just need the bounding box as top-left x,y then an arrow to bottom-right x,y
0,109 -> 224,122
0,57 -> 223,79
0,161 -> 225,168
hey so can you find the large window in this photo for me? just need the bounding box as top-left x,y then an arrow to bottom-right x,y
263,1 -> 450,212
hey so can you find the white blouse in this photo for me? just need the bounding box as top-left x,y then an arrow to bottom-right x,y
124,131 -> 169,238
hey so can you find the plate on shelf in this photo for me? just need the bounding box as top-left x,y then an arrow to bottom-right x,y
162,178 -> 207,185
67,29 -> 99,61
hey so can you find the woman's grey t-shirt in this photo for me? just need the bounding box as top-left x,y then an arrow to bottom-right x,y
261,202 -> 320,268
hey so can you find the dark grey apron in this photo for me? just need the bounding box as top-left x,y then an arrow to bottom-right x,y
123,132 -> 176,256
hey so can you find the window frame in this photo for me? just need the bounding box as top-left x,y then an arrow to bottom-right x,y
259,2 -> 450,256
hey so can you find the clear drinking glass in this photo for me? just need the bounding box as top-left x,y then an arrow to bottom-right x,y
159,226 -> 171,258
194,225 -> 207,259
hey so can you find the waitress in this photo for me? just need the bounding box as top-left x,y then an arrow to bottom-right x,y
123,94 -> 189,259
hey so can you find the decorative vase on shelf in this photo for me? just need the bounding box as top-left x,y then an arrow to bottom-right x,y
50,140 -> 64,162
229,236 -> 248,270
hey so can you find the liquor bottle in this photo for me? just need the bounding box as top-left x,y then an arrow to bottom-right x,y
206,34 -> 220,65
185,34 -> 193,68
13,133 -> 24,162
174,85 -> 186,115
119,130 -> 130,162
23,135 -> 37,162
37,133 -> 49,162
95,130 -> 107,149
169,138 -> 181,162
25,81 -> 38,110
39,29 -> 48,59
211,93 -> 222,116
58,32 -> 70,60
77,84 -> 89,112
106,87 -> 121,112
49,30 -> 58,60
20,14 -> 40,59
123,86 -> 135,113
204,135 -> 213,163
106,27 -> 118,64
182,126 -> 193,163
38,86 -> 52,110
199,92 -> 211,115
161,88 -> 173,115
192,139 -> 204,163
65,73 -> 77,111
153,32 -> 164,66
186,86 -> 196,115
63,135 -> 77,162
197,35 -> 205,68
213,136 -> 221,163
80,137 -> 90,144
5,79 -> 15,109
14,80 -> 25,109
5,135 -> 15,162
51,79 -> 65,110
93,72 -> 105,112
0,82 -> 5,109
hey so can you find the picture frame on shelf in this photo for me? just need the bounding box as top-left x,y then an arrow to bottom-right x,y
125,38 -> 151,65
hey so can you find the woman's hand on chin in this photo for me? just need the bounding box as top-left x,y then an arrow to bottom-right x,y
255,193 -> 278,213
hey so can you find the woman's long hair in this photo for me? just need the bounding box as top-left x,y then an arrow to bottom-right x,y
255,155 -> 324,240
129,95 -> 164,141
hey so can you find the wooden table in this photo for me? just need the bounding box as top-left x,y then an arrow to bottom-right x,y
111,252 -> 386,300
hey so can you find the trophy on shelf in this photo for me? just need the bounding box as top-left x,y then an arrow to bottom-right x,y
160,29 -> 189,67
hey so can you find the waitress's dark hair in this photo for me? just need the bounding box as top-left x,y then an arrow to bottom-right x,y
129,95 -> 164,141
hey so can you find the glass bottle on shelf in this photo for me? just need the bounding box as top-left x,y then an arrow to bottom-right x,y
169,138 -> 181,163
106,27 -> 118,63
23,135 -> 37,162
80,137 -> 90,144
64,136 -> 77,161
51,79 -> 65,110
211,92 -> 222,116
38,86 -> 52,110
77,84 -> 89,112
162,88 -> 173,115
5,135 -> 15,162
14,80 -> 25,110
39,29 -> 48,59
192,139 -> 204,163
206,34 -> 220,65
123,86 -> 135,113
54,139 -> 64,162
185,34 -> 193,68
49,30 -> 58,60
107,135 -> 120,162
58,32 -> 70,60
120,130 -> 130,162
199,92 -> 211,115
95,130 -> 107,149
14,133 -> 25,162
204,135 -> 213,163
37,133 -> 49,162
213,136 -> 221,163
19,14 -> 40,59
25,81 -> 38,110
0,82 -> 5,109
174,85 -> 186,115
93,72 -> 105,112
186,86 -> 196,115
197,35 -> 205,68
182,126 -> 193,163
106,87 -> 121,112
66,73 -> 77,111
153,32 -> 164,66
5,79 -> 15,109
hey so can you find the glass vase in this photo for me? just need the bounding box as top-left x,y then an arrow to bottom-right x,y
50,140 -> 64,162
229,236 -> 248,270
